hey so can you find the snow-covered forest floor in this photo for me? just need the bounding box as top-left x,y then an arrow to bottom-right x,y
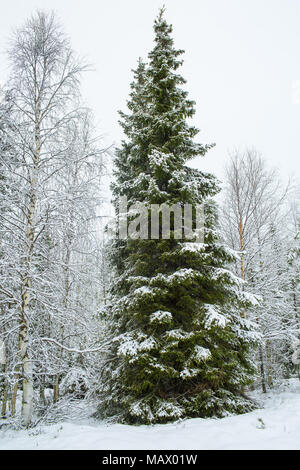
0,379 -> 299,450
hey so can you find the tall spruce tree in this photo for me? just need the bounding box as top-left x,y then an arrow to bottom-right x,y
98,9 -> 259,424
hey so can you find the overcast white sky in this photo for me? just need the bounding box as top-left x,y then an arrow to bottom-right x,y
1,0 -> 300,183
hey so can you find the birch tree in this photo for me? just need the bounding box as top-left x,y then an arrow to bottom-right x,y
221,148 -> 294,390
0,10 -> 105,426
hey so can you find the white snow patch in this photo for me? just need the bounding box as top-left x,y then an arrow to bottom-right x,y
150,310 -> 172,324
193,345 -> 211,361
203,304 -> 228,329
180,242 -> 206,253
180,368 -> 199,379
164,329 -> 194,341
0,380 -> 300,450
116,332 -> 157,358
242,291 -> 261,306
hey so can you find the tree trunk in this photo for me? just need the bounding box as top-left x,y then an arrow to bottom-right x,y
11,381 -> 18,417
266,339 -> 273,388
259,345 -> 267,393
19,319 -> 33,426
1,364 -> 8,418
18,102 -> 40,426
239,220 -> 246,319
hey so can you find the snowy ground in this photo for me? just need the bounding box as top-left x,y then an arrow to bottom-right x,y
0,379 -> 299,450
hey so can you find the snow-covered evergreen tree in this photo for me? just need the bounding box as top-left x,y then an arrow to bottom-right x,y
98,9 -> 259,424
